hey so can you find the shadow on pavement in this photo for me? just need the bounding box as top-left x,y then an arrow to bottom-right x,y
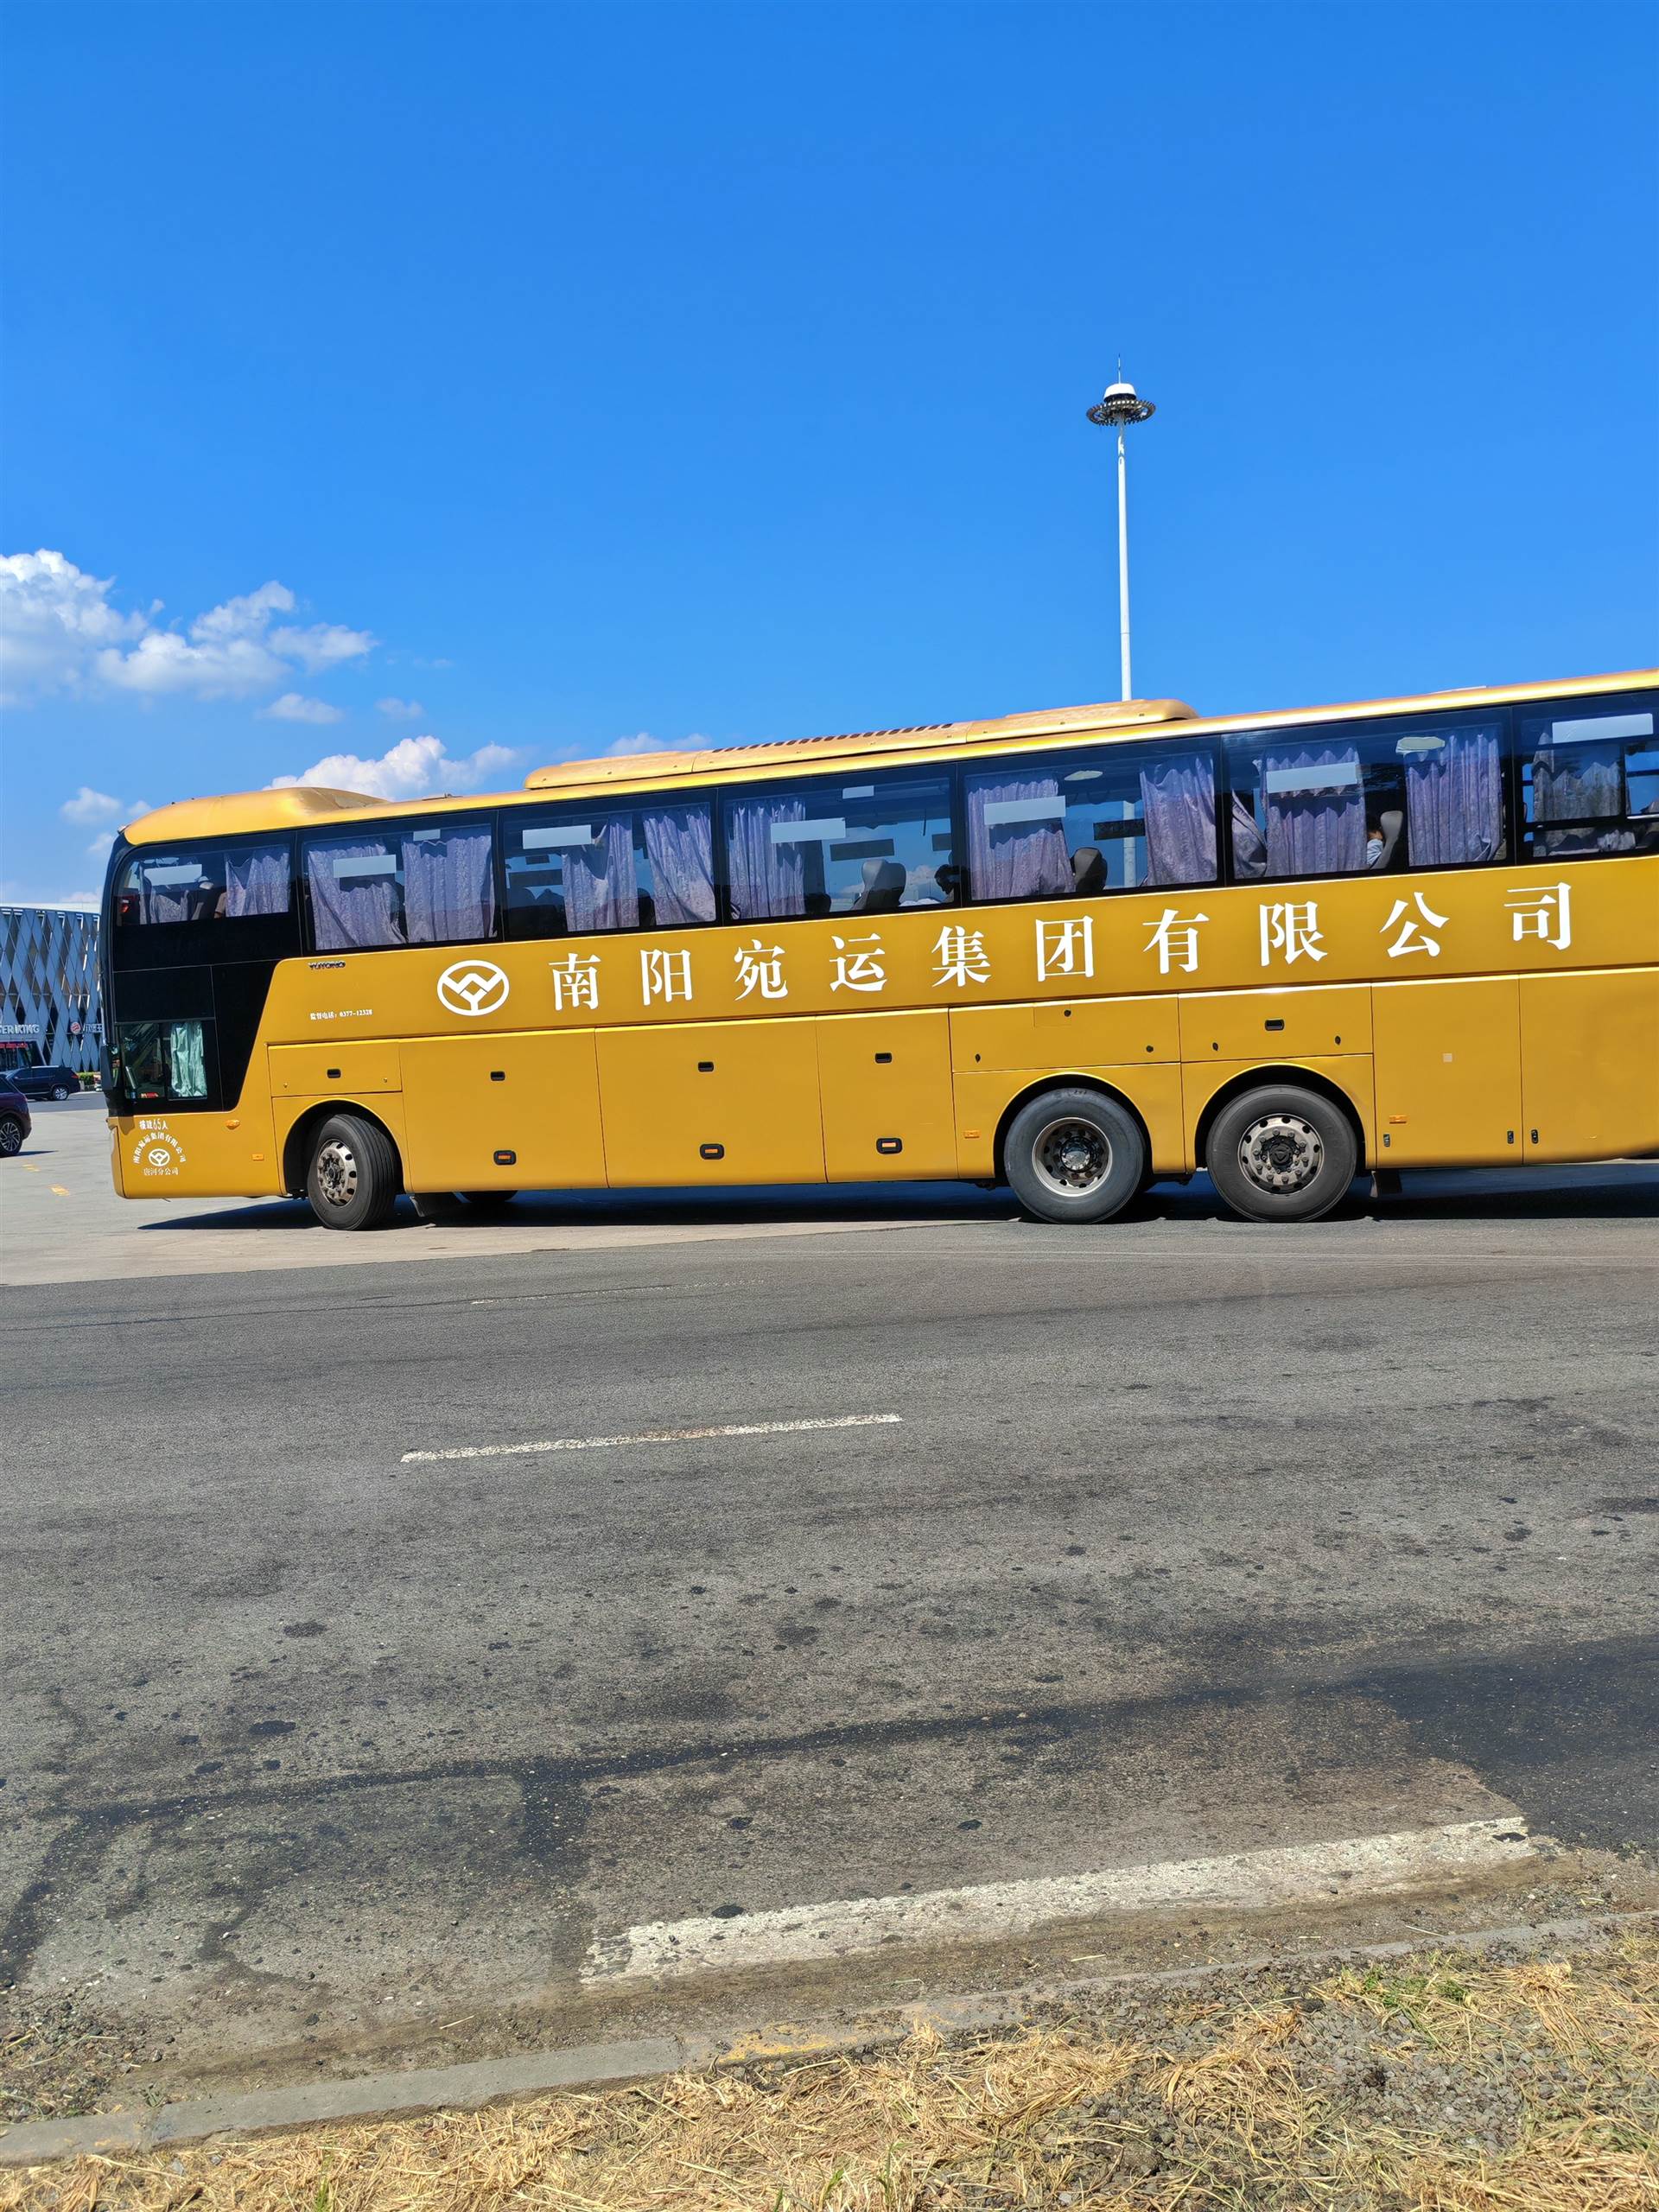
134,1161 -> 1659,1236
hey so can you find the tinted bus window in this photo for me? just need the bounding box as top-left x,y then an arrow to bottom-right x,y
303,823 -> 496,950
722,773 -> 955,923
1518,696 -> 1659,858
115,844 -> 290,925
115,1018 -> 218,1106
503,800 -> 716,938
965,741 -> 1217,902
1227,716 -> 1505,881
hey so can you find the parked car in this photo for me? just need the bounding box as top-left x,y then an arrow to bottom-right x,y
0,1080 -> 32,1156
6,1063 -> 82,1101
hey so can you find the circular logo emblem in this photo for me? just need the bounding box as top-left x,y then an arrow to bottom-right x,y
436,959 -> 511,1018
146,1144 -> 173,1169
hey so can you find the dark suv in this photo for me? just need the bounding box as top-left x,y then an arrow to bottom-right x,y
6,1064 -> 82,1101
0,1080 -> 32,1155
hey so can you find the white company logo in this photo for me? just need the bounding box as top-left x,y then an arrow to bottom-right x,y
132,1122 -> 187,1179
436,959 -> 511,1018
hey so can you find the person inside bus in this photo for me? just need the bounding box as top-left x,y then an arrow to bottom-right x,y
1365,810 -> 1404,869
849,856 -> 907,912
1071,845 -> 1107,896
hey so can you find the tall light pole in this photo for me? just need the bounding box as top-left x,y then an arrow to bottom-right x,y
1087,371 -> 1155,701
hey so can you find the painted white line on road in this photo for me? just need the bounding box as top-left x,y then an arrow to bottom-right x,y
402,1412 -> 904,1465
582,1818 -> 1534,1985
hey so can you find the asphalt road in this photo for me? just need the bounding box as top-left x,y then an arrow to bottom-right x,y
2,1148 -> 1657,2092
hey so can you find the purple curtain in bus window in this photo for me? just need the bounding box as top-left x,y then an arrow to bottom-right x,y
224,846 -> 289,917
1230,795 -> 1268,879
726,796 -> 806,920
308,842 -> 405,951
642,804 -> 716,925
563,819 -> 639,933
965,777 -> 1069,899
1403,724 -> 1503,865
1532,740 -> 1629,853
1263,745 -> 1365,876
403,829 -> 494,944
141,874 -> 195,925
1140,755 -> 1217,884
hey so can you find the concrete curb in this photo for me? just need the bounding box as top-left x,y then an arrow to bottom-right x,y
3,1907 -> 1651,2169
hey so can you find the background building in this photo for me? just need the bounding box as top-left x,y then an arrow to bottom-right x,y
0,903 -> 102,1076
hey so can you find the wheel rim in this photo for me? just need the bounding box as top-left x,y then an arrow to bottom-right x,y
1237,1111 -> 1324,1195
315,1139 -> 359,1209
0,1122 -> 20,1155
1032,1116 -> 1113,1198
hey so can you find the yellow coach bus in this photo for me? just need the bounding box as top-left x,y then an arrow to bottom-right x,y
99,668 -> 1659,1230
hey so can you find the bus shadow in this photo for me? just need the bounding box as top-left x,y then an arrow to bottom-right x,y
137,1160 -> 1659,1236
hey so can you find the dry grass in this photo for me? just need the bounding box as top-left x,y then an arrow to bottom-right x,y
5,1934 -> 1656,2212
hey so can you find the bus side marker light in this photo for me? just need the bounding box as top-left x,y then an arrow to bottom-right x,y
1388,1116 -> 1408,1124
490,1071 -> 505,1082
874,1052 -> 893,1064
698,1061 -> 715,1072
876,1137 -> 903,1155
700,1143 -> 724,1160
963,1128 -> 982,1140
493,1149 -> 517,1166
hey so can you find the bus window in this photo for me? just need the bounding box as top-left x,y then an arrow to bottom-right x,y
722,773 -> 955,922
505,808 -> 638,937
304,823 -> 494,951
965,741 -> 1217,903
114,1018 -> 215,1105
114,844 -> 291,925
1228,726 -> 1402,880
1518,696 -> 1659,859
504,801 -> 716,938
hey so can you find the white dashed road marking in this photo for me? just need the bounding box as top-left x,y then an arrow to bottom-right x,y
401,1412 -> 905,1465
582,1819 -> 1535,1985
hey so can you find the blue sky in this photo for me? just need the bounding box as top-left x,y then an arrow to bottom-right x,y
3,0 -> 1655,906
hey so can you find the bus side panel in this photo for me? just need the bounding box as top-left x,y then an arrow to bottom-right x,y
817,1010 -> 957,1179
400,1031 -> 606,1191
1371,978 -> 1521,1166
597,1018 -> 825,1185
952,1063 -> 1185,1178
1521,969 -> 1659,1163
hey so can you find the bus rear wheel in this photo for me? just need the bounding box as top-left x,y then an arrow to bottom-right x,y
306,1112 -> 399,1231
1004,1087 -> 1146,1224
1206,1084 -> 1357,1223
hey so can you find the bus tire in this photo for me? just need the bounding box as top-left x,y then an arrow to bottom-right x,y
306,1112 -> 399,1231
1004,1088 -> 1146,1224
1206,1084 -> 1357,1224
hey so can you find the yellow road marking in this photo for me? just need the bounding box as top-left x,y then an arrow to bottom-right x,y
50,1185 -> 71,1197
17,1163 -> 41,1173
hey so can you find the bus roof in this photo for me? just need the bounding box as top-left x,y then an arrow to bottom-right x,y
118,666 -> 1657,847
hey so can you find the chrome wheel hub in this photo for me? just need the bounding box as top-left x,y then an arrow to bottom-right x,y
1239,1112 -> 1323,1194
315,1139 -> 359,1208
1033,1116 -> 1112,1197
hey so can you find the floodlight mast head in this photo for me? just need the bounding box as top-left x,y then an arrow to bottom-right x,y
1086,372 -> 1156,699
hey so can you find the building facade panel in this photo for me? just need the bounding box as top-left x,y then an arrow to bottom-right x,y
0,905 -> 103,1074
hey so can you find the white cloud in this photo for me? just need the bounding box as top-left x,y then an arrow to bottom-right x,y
0,550 -> 149,702
270,734 -> 522,802
259,692 -> 345,725
270,621 -> 375,672
86,830 -> 119,859
377,696 -> 424,719
1,548 -> 377,706
60,785 -> 123,825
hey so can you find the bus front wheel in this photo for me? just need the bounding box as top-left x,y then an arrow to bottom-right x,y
1206,1085 -> 1357,1224
306,1112 -> 399,1231
1004,1088 -> 1147,1224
